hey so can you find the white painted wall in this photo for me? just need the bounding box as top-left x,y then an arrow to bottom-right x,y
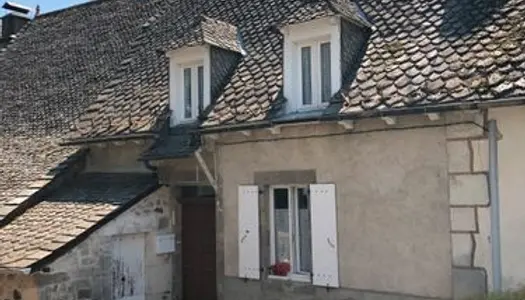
489,106 -> 525,290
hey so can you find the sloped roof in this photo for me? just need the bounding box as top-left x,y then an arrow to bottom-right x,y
0,0 -> 174,218
340,0 -> 525,114
0,0 -> 174,135
0,137 -> 84,218
68,0 -> 525,139
0,173 -> 158,269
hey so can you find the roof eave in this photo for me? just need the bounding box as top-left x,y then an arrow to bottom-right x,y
198,96 -> 525,135
61,132 -> 157,146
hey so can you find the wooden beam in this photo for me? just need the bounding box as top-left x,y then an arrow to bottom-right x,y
381,116 -> 396,125
337,120 -> 354,130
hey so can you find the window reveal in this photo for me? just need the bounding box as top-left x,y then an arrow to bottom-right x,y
182,64 -> 204,120
270,186 -> 312,278
298,41 -> 332,107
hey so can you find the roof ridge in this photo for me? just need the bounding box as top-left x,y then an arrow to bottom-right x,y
36,0 -> 114,19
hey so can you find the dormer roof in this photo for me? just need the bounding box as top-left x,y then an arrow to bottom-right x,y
165,15 -> 243,54
277,0 -> 372,30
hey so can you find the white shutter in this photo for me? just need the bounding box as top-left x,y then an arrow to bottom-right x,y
309,183 -> 339,287
238,185 -> 260,280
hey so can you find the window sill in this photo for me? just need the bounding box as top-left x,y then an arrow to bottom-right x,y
268,274 -> 311,283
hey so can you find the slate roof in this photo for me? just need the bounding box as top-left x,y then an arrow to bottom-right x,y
140,124 -> 201,160
0,137 -> 84,218
340,0 -> 525,114
276,0 -> 372,29
165,15 -> 243,54
0,0 -> 174,217
0,172 -> 158,269
66,0 -> 525,139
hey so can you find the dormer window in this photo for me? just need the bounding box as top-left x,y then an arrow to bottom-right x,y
165,16 -> 243,126
168,46 -> 211,124
281,17 -> 342,112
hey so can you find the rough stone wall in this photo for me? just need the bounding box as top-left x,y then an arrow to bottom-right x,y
444,111 -> 491,299
217,115 -> 453,299
33,187 -> 175,300
0,271 -> 38,300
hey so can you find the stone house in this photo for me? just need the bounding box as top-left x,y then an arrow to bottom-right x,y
1,1 -> 525,300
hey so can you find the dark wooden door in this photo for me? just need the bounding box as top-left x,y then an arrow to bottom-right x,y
182,200 -> 217,300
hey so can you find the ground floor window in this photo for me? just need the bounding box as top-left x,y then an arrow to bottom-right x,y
269,186 -> 312,280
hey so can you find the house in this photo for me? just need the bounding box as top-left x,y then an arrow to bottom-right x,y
1,1 -> 525,300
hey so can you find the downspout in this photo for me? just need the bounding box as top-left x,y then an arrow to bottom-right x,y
488,119 -> 502,292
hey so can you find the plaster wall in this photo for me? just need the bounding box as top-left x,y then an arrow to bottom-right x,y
84,141 -> 153,173
489,106 -> 525,290
217,119 -> 452,298
34,187 -> 175,300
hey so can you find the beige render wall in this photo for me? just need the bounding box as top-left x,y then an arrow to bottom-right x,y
489,106 -> 525,290
34,187 -> 175,300
218,120 -> 452,298
84,141 -> 153,173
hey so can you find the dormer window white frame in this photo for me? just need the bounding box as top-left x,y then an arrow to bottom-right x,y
167,46 -> 211,125
281,17 -> 341,112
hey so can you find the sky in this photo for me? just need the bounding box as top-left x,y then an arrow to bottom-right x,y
1,0 -> 90,16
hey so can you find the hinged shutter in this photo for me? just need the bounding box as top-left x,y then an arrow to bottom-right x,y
238,185 -> 260,280
309,183 -> 339,287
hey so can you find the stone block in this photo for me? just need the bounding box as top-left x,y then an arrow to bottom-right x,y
450,207 -> 477,232
77,288 -> 92,299
34,272 -> 70,287
474,207 -> 492,290
449,174 -> 489,206
452,267 -> 486,299
452,233 -> 473,266
471,140 -> 489,172
447,141 -> 471,173
446,124 -> 484,139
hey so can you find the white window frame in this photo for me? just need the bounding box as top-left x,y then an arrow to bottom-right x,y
296,39 -> 332,108
269,185 -> 311,282
167,46 -> 211,125
181,63 -> 204,120
281,17 -> 341,113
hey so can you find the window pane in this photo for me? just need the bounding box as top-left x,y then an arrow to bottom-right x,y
297,188 -> 312,273
273,188 -> 290,265
320,42 -> 332,103
197,66 -> 204,114
183,67 -> 192,118
301,46 -> 312,105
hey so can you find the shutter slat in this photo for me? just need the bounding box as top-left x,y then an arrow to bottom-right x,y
310,184 -> 339,287
238,185 -> 260,280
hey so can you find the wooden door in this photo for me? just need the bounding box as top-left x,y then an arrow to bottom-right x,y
182,200 -> 217,300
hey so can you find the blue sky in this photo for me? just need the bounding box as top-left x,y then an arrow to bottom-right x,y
1,0 -> 89,16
